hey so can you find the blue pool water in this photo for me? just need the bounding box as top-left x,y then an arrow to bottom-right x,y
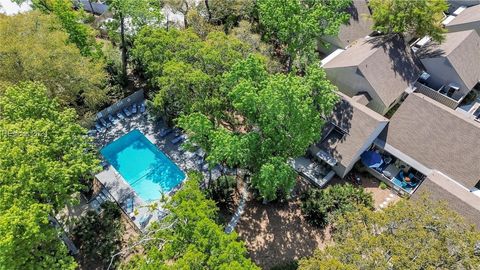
100,129 -> 186,202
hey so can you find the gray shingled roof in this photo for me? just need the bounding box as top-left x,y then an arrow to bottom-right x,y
448,4 -> 480,26
336,0 -> 374,47
323,36 -> 422,107
412,172 -> 480,229
380,93 -> 480,187
319,94 -> 388,168
417,30 -> 480,90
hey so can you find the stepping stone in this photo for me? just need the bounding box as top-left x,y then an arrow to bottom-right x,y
389,194 -> 395,198
386,197 -> 391,201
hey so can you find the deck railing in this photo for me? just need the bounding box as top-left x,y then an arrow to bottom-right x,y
414,82 -> 460,109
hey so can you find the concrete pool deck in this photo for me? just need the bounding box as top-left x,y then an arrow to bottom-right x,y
93,109 -> 222,230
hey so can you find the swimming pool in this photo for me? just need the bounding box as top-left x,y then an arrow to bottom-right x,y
100,129 -> 186,202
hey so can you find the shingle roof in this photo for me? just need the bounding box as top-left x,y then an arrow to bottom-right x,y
412,171 -> 480,229
380,93 -> 480,187
417,30 -> 480,90
323,36 -> 422,107
336,0 -> 374,47
319,94 -> 388,168
447,4 -> 480,26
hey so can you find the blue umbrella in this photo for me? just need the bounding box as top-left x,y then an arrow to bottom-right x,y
361,151 -> 383,168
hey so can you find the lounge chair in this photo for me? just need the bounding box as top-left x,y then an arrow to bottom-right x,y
108,114 -> 118,124
89,198 -> 101,212
139,214 -> 152,228
124,198 -> 134,214
117,111 -> 125,119
171,134 -> 185,145
95,123 -> 105,133
157,209 -> 168,219
159,128 -> 172,138
100,118 -> 111,128
131,103 -> 137,114
140,102 -> 146,113
123,108 -> 131,117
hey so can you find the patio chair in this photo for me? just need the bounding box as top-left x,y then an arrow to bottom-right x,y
124,198 -> 134,214
116,111 -> 125,120
140,102 -> 146,113
159,128 -> 173,138
95,123 -> 105,133
89,198 -> 101,212
139,214 -> 152,228
108,114 -> 118,124
171,134 -> 185,145
157,209 -> 168,220
123,107 -> 132,117
131,103 -> 137,114
100,118 -> 111,128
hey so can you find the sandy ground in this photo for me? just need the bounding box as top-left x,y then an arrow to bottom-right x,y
236,173 -> 400,269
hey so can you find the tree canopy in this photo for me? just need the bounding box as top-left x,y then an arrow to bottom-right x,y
0,12 -> 108,116
127,172 -> 259,269
299,197 -> 480,269
369,0 -> 448,42
0,82 -> 99,269
257,0 -> 352,70
178,55 -> 338,201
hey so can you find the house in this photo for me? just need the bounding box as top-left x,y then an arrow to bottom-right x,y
412,171 -> 480,228
313,93 -> 388,178
319,0 -> 374,54
322,36 -> 422,115
445,3 -> 480,35
369,93 -> 480,195
414,30 -> 480,108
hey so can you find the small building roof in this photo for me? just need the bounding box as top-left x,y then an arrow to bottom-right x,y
323,36 -> 422,107
319,94 -> 388,170
336,0 -> 374,47
417,30 -> 480,90
379,93 -> 480,188
447,4 -> 480,26
412,171 -> 480,229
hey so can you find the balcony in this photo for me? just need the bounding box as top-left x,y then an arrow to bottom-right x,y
361,148 -> 426,196
415,73 -> 463,109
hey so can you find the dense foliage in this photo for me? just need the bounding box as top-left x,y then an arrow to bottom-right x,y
205,175 -> 237,212
132,27 -> 253,120
127,172 -> 258,269
0,12 -> 108,116
301,183 -> 373,227
257,0 -> 352,70
178,55 -> 338,201
72,202 -> 123,269
299,198 -> 480,269
369,0 -> 448,42
0,82 -> 99,269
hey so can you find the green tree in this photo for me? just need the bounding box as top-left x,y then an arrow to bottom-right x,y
72,202 -> 123,269
127,172 -> 259,269
31,0 -> 101,57
0,204 -> 77,269
299,197 -> 480,269
133,28 -> 252,120
257,0 -> 351,70
252,157 -> 297,202
179,55 -> 338,201
0,82 -> 99,269
105,0 -> 163,81
301,183 -> 373,227
369,0 -> 448,42
0,12 -> 108,116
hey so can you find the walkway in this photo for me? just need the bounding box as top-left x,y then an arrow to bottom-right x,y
225,183 -> 248,234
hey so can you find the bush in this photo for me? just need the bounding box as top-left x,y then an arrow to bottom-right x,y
205,175 -> 236,212
271,260 -> 298,270
301,183 -> 374,227
72,201 -> 123,269
379,182 -> 388,189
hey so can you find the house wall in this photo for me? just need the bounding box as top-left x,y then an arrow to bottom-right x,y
420,57 -> 470,100
446,23 -> 480,36
318,36 -> 345,55
448,0 -> 480,8
325,66 -> 388,114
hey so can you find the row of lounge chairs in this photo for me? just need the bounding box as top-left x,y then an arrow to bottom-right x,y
95,102 -> 146,133
159,127 -> 186,145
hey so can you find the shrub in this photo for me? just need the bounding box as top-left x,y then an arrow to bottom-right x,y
301,183 -> 373,227
205,175 -> 236,212
379,182 -> 388,189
